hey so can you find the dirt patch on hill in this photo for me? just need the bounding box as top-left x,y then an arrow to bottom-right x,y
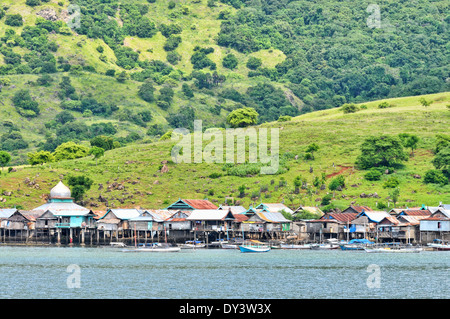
326,165 -> 352,178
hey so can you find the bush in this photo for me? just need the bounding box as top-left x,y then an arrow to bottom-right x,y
163,35 -> 182,51
138,81 -> 156,103
12,89 -> 40,118
383,176 -> 400,188
364,168 -> 383,181
378,101 -> 391,109
328,175 -> 345,190
5,14 -> 24,27
246,56 -> 262,70
321,193 -> 333,206
341,103 -> 358,113
423,169 -> 448,185
222,53 -> 238,70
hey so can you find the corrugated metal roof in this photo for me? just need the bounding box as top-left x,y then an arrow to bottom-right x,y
256,212 -> 291,223
183,199 -> 218,210
357,211 -> 390,223
322,213 -> 357,223
107,209 -> 141,220
0,209 -> 17,219
256,203 -> 294,214
33,202 -> 90,216
187,210 -> 232,221
218,206 -> 247,214
399,209 -> 431,216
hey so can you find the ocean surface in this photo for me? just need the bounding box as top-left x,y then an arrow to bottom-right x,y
0,246 -> 448,299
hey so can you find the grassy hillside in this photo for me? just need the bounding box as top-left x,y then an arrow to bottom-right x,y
1,92 -> 449,211
1,0 -> 449,166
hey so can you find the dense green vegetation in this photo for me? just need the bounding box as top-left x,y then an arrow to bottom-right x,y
0,0 -> 448,210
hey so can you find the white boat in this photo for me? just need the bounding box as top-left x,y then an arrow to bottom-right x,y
220,242 -> 239,249
280,243 -> 313,249
122,243 -> 181,252
178,240 -> 206,249
364,244 -> 422,253
239,240 -> 271,253
427,239 -> 450,251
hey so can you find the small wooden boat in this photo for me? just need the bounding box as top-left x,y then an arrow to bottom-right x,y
364,243 -> 422,253
427,239 -> 450,251
122,243 -> 181,252
280,243 -> 313,249
310,243 -> 339,250
239,240 -> 270,253
220,242 -> 239,249
178,240 -> 206,249
340,239 -> 374,251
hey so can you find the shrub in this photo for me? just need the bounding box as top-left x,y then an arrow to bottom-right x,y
222,53 -> 238,70
378,101 -> 391,109
138,81 -> 156,103
12,89 -> 40,118
383,176 -> 400,188
364,168 -> 383,181
328,175 -> 345,190
423,169 -> 448,185
341,103 -> 358,113
5,14 -> 23,27
246,56 -> 262,70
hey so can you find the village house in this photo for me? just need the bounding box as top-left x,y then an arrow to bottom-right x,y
4,210 -> 42,243
376,215 -> 419,243
241,205 -> 292,239
0,208 -> 17,242
420,208 -> 450,242
305,212 -> 358,242
350,210 -> 390,240
128,210 -> 166,244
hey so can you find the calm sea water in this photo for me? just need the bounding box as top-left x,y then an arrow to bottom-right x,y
0,246 -> 448,299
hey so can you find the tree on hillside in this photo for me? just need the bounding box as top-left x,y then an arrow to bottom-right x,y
226,107 -> 258,128
305,143 -> 319,160
0,151 -> 11,172
355,135 -> 408,169
52,142 -> 89,162
138,80 -> 156,102
432,146 -> 450,178
66,175 -> 93,202
27,151 -> 54,165
89,146 -> 104,166
398,133 -> 419,157
12,89 -> 40,118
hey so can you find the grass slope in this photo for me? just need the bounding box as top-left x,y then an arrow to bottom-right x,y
1,92 -> 449,211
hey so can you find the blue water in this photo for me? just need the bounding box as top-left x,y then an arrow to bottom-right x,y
0,246 -> 448,299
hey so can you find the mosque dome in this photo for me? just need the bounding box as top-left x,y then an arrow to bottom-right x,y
49,181 -> 72,199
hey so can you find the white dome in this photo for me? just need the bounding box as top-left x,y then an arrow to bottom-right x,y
50,181 -> 72,199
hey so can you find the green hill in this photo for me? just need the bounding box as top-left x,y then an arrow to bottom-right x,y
1,92 -> 449,211
0,0 -> 449,165
0,0 -> 449,211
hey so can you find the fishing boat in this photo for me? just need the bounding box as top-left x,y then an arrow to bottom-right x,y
310,239 -> 340,250
280,243 -> 313,249
239,240 -> 271,253
364,243 -> 422,253
178,240 -> 206,249
340,239 -> 374,251
122,243 -> 181,252
427,239 -> 450,251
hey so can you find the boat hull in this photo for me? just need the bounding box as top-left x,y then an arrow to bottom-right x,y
427,244 -> 450,251
364,247 -> 422,253
122,247 -> 181,252
239,245 -> 270,253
